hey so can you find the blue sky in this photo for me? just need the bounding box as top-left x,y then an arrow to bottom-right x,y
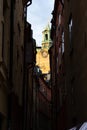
27,0 -> 54,46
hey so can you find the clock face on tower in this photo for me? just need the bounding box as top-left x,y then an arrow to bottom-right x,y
41,50 -> 48,58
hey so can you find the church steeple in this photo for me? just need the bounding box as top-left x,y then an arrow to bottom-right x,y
42,23 -> 52,50
36,23 -> 52,74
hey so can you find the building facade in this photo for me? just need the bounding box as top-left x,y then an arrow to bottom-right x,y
50,0 -> 66,130
24,21 -> 36,130
36,23 -> 52,74
64,0 -> 87,129
0,0 -> 12,130
33,72 -> 51,130
51,0 -> 87,129
0,0 -> 34,130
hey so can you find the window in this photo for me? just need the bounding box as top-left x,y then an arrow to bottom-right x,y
45,34 -> 48,40
17,22 -> 21,36
59,47 -> 62,66
62,32 -> 64,54
56,56 -> 58,74
58,14 -> 61,25
69,19 -> 72,33
68,14 -> 73,52
24,7 -> 27,18
69,19 -> 72,47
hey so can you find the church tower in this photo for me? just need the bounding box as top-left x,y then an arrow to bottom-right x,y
42,23 -> 52,50
36,23 -> 52,74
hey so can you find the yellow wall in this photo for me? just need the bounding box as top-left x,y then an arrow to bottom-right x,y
36,50 -> 50,74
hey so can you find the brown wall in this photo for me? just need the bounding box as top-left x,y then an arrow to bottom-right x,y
50,0 -> 66,130
0,1 -> 33,130
12,0 -> 24,105
0,0 -> 10,130
65,0 -> 87,128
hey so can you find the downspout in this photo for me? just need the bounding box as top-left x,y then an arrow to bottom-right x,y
7,0 -> 14,129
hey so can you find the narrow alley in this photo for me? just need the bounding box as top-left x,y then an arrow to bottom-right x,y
0,0 -> 87,130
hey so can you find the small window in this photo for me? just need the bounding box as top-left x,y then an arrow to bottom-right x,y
59,14 -> 61,25
62,32 -> 64,54
45,34 -> 48,40
56,56 -> 58,74
24,7 -> 27,18
68,14 -> 73,49
17,22 -> 21,36
69,19 -> 72,32
68,14 -> 73,56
